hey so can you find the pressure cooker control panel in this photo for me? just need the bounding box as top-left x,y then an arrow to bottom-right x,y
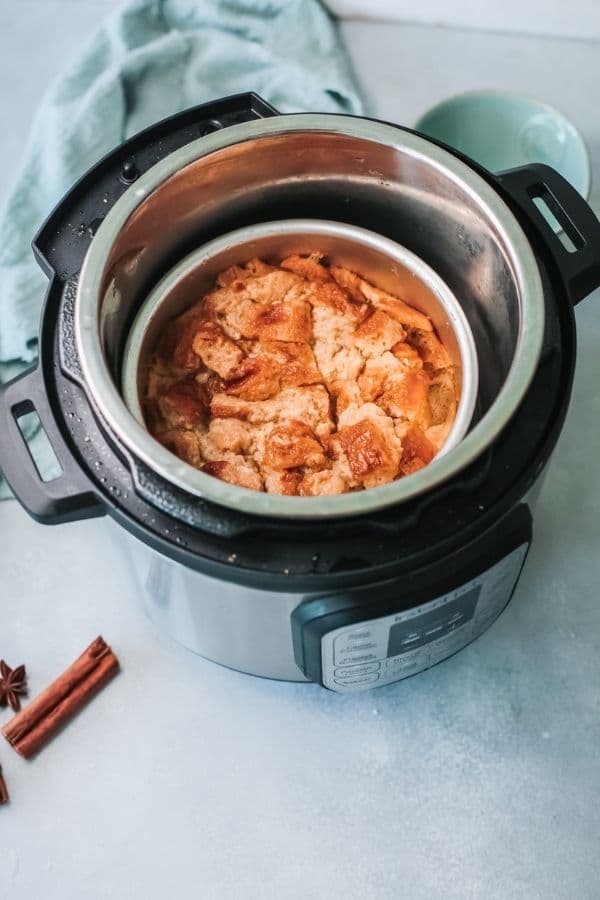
320,546 -> 526,692
291,505 -> 532,692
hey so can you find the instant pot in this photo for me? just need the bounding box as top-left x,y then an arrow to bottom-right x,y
1,93 -> 599,692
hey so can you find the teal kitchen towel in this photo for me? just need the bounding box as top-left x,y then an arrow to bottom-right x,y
0,0 -> 364,497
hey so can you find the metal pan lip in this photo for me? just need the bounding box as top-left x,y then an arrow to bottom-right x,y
121,218 -> 478,494
76,114 -> 544,519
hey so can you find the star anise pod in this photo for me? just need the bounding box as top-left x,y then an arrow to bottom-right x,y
0,660 -> 28,712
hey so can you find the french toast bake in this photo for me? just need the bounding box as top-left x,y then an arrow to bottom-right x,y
143,254 -> 458,496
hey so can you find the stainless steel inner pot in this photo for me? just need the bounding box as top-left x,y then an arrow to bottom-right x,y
75,114 -> 545,519
121,220 -> 478,472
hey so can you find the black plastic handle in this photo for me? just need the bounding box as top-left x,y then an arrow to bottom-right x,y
497,163 -> 600,305
0,366 -> 104,524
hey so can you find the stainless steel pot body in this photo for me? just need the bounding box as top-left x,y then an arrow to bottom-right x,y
126,531 -> 311,680
121,475 -> 548,682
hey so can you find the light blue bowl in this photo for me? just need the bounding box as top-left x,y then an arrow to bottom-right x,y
415,90 -> 591,201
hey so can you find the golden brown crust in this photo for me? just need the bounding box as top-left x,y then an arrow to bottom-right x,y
143,255 -> 458,495
337,418 -> 399,487
191,320 -> 245,379
158,378 -> 208,429
398,425 -> 436,476
263,420 -> 326,471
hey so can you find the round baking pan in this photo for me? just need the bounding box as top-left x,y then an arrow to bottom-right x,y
121,219 -> 478,505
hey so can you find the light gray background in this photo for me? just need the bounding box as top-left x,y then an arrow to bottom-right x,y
1,3 -> 599,899
329,0 -> 600,41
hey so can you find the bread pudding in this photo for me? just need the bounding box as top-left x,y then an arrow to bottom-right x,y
142,254 -> 458,496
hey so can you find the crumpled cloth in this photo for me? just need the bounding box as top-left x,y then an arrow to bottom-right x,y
0,0 -> 363,497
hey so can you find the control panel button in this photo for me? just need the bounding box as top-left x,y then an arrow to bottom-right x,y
333,630 -> 386,667
346,630 -> 373,641
398,632 -> 421,648
386,648 -> 429,673
337,640 -> 378,653
334,662 -> 380,677
427,628 -> 467,657
334,672 -> 380,686
334,653 -> 380,667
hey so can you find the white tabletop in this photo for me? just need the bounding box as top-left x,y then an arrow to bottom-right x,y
1,7 -> 599,899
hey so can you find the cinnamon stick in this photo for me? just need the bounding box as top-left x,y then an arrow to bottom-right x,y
0,764 -> 8,804
2,636 -> 119,759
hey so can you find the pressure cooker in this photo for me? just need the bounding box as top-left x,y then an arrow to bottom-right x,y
1,93 -> 599,692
